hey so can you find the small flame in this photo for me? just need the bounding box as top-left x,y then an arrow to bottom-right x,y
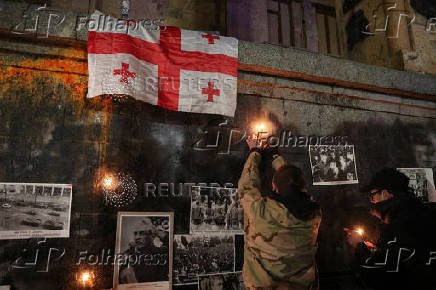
356,228 -> 364,236
254,123 -> 266,133
103,176 -> 113,189
81,271 -> 90,284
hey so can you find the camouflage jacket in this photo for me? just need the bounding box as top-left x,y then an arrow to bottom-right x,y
238,151 -> 321,289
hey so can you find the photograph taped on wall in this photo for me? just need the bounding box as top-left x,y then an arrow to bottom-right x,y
0,183 -> 72,240
190,186 -> 243,234
198,272 -> 245,290
309,145 -> 359,185
113,212 -> 174,290
173,233 -> 235,285
396,168 -> 436,203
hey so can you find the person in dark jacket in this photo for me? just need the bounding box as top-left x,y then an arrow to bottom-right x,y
345,168 -> 436,289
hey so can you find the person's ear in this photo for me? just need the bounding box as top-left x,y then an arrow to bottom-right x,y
381,189 -> 393,200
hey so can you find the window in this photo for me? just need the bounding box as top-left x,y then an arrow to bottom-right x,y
267,0 -> 318,51
315,2 -> 342,56
267,0 -> 344,56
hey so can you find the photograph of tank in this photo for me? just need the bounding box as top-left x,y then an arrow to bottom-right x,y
173,233 -> 235,285
0,183 -> 72,240
190,186 -> 243,233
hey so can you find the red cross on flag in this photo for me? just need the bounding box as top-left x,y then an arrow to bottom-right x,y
87,11 -> 238,117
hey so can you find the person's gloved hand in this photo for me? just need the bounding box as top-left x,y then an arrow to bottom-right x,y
246,136 -> 259,149
344,227 -> 363,248
246,136 -> 261,154
260,138 -> 279,157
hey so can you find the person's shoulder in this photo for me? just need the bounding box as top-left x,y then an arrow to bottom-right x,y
264,197 -> 299,223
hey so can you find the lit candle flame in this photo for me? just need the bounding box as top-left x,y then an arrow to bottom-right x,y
356,228 -> 364,236
254,123 -> 266,133
81,271 -> 90,284
258,123 -> 265,132
252,122 -> 269,140
103,176 -> 113,188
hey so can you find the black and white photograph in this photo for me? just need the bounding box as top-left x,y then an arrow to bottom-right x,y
190,186 -> 243,233
309,145 -> 359,185
173,234 -> 235,285
114,212 -> 174,290
198,272 -> 245,290
0,183 -> 72,240
397,168 -> 436,202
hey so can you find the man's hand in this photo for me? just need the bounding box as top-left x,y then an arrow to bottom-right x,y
260,138 -> 279,156
344,227 -> 364,248
246,136 -> 260,150
363,241 -> 377,251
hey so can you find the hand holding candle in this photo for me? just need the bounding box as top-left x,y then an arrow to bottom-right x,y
246,136 -> 260,150
344,226 -> 365,248
252,122 -> 269,140
76,270 -> 95,288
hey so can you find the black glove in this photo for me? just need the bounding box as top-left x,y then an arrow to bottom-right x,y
260,140 -> 279,157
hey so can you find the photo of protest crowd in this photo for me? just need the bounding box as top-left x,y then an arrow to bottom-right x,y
309,145 -> 358,185
173,234 -> 234,285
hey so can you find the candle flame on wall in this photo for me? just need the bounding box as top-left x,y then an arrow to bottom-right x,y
252,122 -> 270,139
81,272 -> 90,283
77,270 -> 94,287
254,123 -> 266,133
103,176 -> 113,188
356,228 -> 364,236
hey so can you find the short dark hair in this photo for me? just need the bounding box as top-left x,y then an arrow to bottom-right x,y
272,165 -> 319,221
273,165 -> 305,195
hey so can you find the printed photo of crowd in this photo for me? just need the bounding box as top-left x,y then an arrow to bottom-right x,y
173,234 -> 235,285
190,187 -> 243,233
309,145 -> 359,185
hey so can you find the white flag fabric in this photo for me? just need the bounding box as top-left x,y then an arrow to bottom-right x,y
87,11 -> 238,117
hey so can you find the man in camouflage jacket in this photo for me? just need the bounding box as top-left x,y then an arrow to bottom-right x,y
238,146 -> 321,290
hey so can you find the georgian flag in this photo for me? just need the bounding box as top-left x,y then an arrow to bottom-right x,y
87,11 -> 238,117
